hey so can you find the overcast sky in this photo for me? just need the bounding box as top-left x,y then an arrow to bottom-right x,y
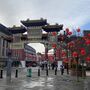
0,0 -> 90,53
0,0 -> 90,29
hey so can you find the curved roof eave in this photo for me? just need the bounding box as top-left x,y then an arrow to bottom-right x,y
8,26 -> 27,34
21,19 -> 47,27
0,24 -> 12,35
42,24 -> 63,32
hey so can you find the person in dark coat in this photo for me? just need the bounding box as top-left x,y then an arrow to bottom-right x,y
60,65 -> 64,75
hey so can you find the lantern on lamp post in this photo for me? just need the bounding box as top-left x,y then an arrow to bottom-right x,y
77,28 -> 81,36
52,43 -> 57,62
72,51 -> 78,58
68,32 -> 72,36
66,28 -> 69,34
77,28 -> 80,32
61,51 -> 66,57
86,56 -> 90,62
85,39 -> 90,45
52,43 -> 58,75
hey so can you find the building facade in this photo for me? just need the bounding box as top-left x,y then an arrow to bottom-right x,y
9,26 -> 36,61
0,24 -> 12,67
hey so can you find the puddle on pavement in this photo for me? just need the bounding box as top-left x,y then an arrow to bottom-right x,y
23,77 -> 54,89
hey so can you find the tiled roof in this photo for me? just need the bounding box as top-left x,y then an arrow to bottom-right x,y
21,19 -> 47,27
42,24 -> 63,32
9,26 -> 26,34
0,24 -> 12,35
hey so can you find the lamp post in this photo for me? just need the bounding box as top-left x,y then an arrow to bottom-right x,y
76,56 -> 79,81
52,43 -> 57,75
72,51 -> 79,81
63,30 -> 70,74
45,43 -> 48,76
6,49 -> 12,82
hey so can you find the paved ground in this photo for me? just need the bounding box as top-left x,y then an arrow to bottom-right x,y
0,67 -> 90,90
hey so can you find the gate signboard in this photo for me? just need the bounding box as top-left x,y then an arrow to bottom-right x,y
27,27 -> 42,38
27,27 -> 42,42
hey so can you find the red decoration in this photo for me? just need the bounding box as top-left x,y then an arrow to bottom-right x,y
85,39 -> 90,45
68,42 -> 74,48
80,49 -> 86,56
63,58 -> 68,63
61,51 -> 66,57
86,56 -> 90,62
77,28 -> 80,32
83,36 -> 87,40
66,28 -> 69,33
88,33 -> 90,37
68,32 -> 72,35
52,32 -> 56,36
72,51 -> 78,57
80,48 -> 85,51
52,43 -> 56,48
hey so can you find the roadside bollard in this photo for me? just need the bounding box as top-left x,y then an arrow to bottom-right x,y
27,68 -> 32,77
55,67 -> 57,75
38,68 -> 40,76
66,63 -> 69,74
15,69 -> 18,78
46,68 -> 48,76
0,70 -> 3,78
49,64 -> 50,70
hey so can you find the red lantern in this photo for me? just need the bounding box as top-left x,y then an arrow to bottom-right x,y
52,43 -> 56,48
68,42 -> 74,47
86,56 -> 90,62
80,49 -> 86,56
52,32 -> 56,36
77,28 -> 80,32
66,28 -> 69,33
85,39 -> 90,45
72,51 -> 78,57
88,33 -> 90,37
83,36 -> 87,40
80,48 -> 85,51
61,51 -> 66,57
63,58 -> 68,63
68,32 -> 72,35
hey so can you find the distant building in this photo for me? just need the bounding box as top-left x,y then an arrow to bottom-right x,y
24,44 -> 36,61
21,18 -> 47,42
83,30 -> 90,67
0,24 -> 12,67
0,24 -> 12,57
9,26 -> 36,61
83,30 -> 90,36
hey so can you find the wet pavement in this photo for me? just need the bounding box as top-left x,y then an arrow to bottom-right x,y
0,68 -> 90,90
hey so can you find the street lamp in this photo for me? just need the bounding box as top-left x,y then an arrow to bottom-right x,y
6,49 -> 12,82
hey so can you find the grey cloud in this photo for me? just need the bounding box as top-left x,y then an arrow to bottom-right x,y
0,0 -> 90,27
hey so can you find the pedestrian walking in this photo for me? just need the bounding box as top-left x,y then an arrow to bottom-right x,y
60,65 -> 64,75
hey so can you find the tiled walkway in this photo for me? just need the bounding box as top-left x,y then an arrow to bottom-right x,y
0,68 -> 89,90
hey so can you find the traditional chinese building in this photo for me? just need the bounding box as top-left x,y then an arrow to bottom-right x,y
9,26 -> 36,62
21,18 -> 47,43
0,24 -> 12,67
42,24 -> 63,61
